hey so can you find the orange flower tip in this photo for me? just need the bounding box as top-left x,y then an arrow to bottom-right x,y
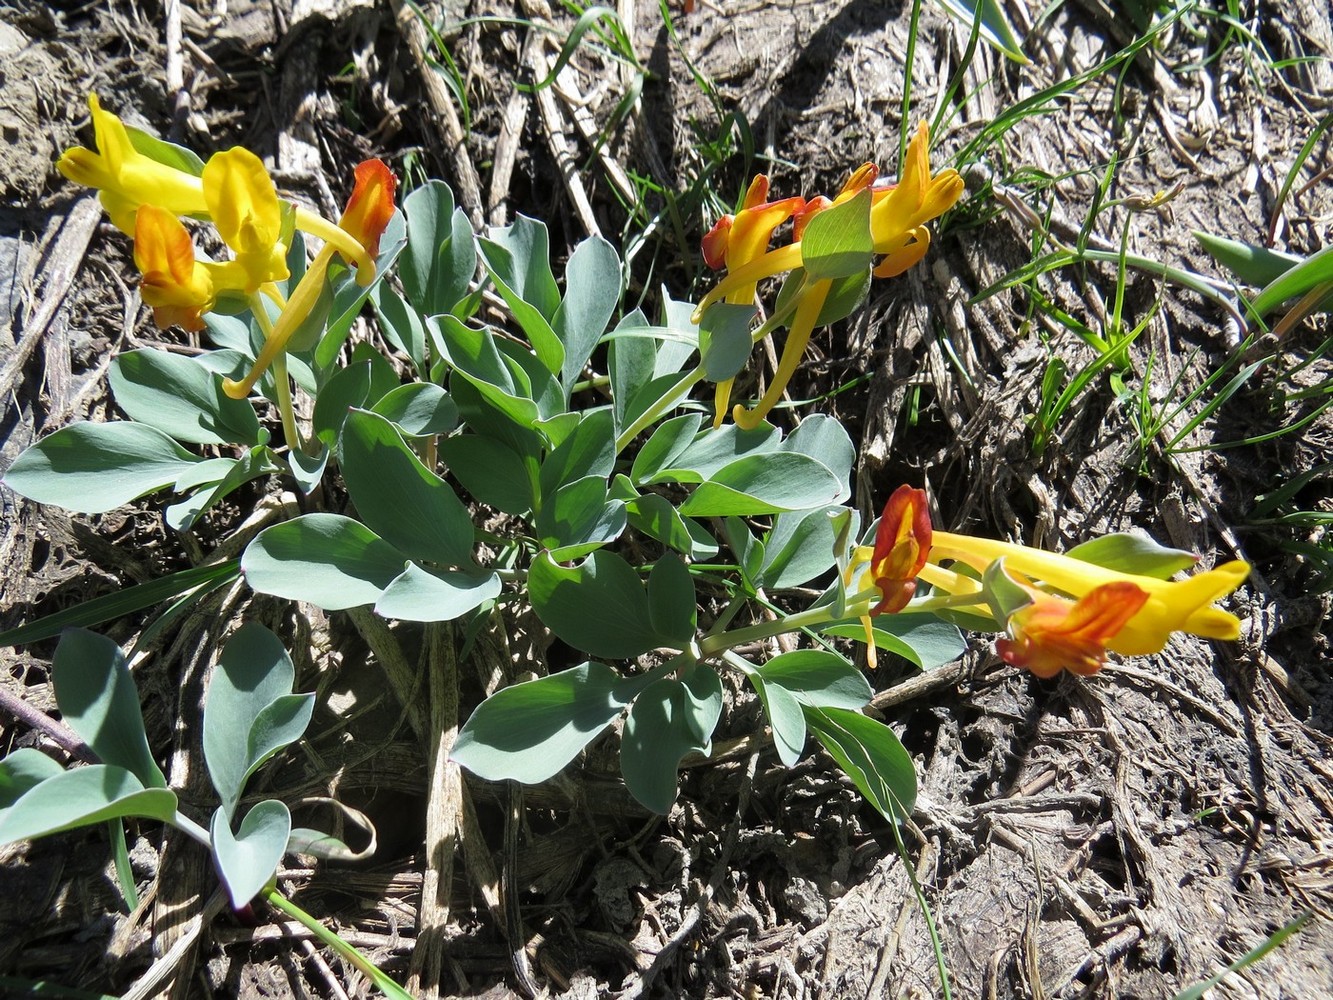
1000,582 -> 1150,679
840,162 -> 879,196
339,158 -> 397,262
741,174 -> 771,210
793,196 -> 832,241
701,215 -> 734,270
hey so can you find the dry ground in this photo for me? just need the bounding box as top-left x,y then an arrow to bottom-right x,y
1,0 -> 1332,997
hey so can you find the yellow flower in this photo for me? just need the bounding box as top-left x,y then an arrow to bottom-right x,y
57,94 -> 207,233
929,531 -> 1249,656
222,159 -> 397,400
996,579 -> 1150,678
700,176 -> 805,426
133,205 -> 215,332
694,125 -> 963,428
201,148 -> 290,293
867,122 -> 966,278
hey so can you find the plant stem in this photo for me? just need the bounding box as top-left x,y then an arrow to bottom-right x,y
271,352 -> 302,454
264,888 -> 414,1000
171,809 -> 213,848
614,364 -> 708,453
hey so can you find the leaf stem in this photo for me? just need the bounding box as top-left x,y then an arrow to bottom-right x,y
263,887 -> 414,1000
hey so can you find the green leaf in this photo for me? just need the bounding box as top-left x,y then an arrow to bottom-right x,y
981,559 -> 1034,624
630,413 -> 703,485
311,362 -> 372,448
0,560 -> 240,648
242,514 -> 406,610
109,350 -> 263,446
555,235 -> 621,391
647,421 -> 779,483
339,409 -> 475,566
2,421 -> 203,514
623,488 -> 719,561
438,434 -> 536,515
748,674 -> 807,766
479,216 -> 563,373
679,452 -> 844,516
1193,230 -> 1302,288
850,613 -> 967,669
371,281 -> 428,372
435,316 -> 541,427
203,623 -> 311,821
0,749 -> 66,809
799,189 -> 874,280
452,662 -> 648,783
126,124 -> 205,175
529,550 -> 684,658
802,707 -> 916,823
609,310 -> 656,432
53,630 -> 166,788
535,476 -> 627,560
698,303 -> 757,381
1065,532 -> 1198,580
1252,242 -> 1333,315
647,553 -> 697,645
756,650 -> 872,709
374,564 -> 501,622
620,668 -> 723,813
0,765 -> 177,846
934,0 -> 1030,63
760,506 -> 843,589
400,180 -> 476,317
312,212 -> 408,368
782,414 -> 854,499
167,446 -> 280,532
211,800 -> 291,908
722,517 -> 765,593
538,408 -> 616,499
371,383 -> 459,438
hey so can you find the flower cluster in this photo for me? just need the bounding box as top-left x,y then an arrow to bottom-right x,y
696,123 -> 964,428
852,486 -> 1249,677
58,95 -> 396,400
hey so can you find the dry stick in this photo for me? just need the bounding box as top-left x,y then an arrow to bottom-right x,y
0,197 -> 100,407
390,0 -> 485,226
163,0 -> 190,138
489,27 -> 542,227
407,623 -> 462,1000
123,890 -> 229,1000
0,686 -> 96,763
518,0 -> 602,238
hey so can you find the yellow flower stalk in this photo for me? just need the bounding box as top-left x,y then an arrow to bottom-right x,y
57,94 -> 208,233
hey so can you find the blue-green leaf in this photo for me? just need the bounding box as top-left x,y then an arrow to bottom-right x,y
646,553 -> 697,645
242,514 -> 406,610
1066,532 -> 1197,580
698,303 -> 756,382
0,749 -> 66,809
400,180 -> 476,317
620,667 -> 723,813
109,349 -> 263,446
678,452 -> 844,516
0,765 -> 177,845
529,550 -> 683,658
934,0 -> 1030,63
800,189 -> 874,281
339,409 -> 475,566
756,649 -> 872,709
822,613 -> 967,669
371,383 -> 458,438
374,564 -> 501,622
211,800 -> 291,908
452,662 -> 649,783
3,422 -> 203,514
203,623 -> 310,821
555,235 -> 621,391
53,629 -> 166,788
803,707 -> 916,823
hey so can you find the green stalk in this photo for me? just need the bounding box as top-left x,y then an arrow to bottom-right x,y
264,888 -> 414,1000
698,588 -> 877,657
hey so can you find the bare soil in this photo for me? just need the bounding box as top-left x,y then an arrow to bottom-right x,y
2,1 -> 1332,998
